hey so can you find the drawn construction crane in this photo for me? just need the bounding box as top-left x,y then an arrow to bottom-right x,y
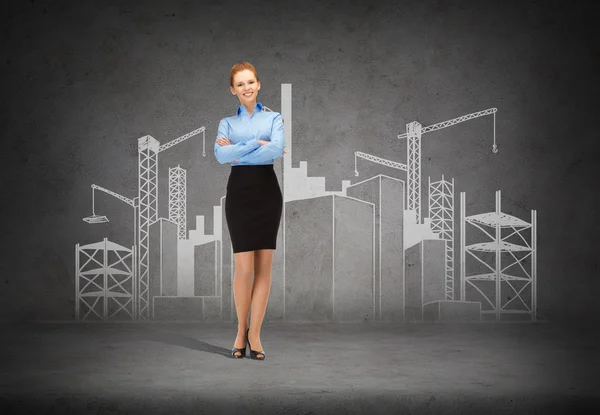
84,126 -> 206,320
355,108 -> 498,224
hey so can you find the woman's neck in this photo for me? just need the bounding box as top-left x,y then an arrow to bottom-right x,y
242,101 -> 256,116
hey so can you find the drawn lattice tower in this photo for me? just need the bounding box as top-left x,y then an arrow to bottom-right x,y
138,135 -> 159,320
75,238 -> 136,321
460,190 -> 537,321
169,165 -> 187,240
406,121 -> 422,224
429,175 -> 455,300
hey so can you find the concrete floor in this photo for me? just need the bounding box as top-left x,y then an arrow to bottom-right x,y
0,321 -> 598,414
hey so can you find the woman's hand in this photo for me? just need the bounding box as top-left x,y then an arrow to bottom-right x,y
217,138 -> 270,147
216,137 -> 231,146
258,140 -> 287,154
217,137 -> 287,162
216,137 -> 238,161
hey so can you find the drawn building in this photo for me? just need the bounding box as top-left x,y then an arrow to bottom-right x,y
148,218 -> 178,318
346,175 -> 405,321
404,239 -> 446,321
284,195 -> 375,321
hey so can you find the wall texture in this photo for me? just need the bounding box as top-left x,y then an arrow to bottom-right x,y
1,0 -> 597,323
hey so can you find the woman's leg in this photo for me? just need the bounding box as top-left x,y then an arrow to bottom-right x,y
248,249 -> 274,356
232,251 -> 254,356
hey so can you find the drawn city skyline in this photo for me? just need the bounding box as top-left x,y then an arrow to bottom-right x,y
75,84 -> 537,323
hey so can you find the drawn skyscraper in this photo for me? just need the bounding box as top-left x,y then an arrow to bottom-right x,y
169,165 -> 187,240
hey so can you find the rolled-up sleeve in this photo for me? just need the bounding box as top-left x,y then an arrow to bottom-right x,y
236,113 -> 285,164
213,118 -> 261,164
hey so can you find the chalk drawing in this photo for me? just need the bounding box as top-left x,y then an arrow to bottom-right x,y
75,83 -> 536,323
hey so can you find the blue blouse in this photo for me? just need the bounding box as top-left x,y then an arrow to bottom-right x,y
214,102 -> 285,166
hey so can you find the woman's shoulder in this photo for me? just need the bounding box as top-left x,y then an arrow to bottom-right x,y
270,111 -> 283,124
220,114 -> 237,124
263,109 -> 282,119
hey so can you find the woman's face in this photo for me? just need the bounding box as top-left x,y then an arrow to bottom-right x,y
230,69 -> 261,104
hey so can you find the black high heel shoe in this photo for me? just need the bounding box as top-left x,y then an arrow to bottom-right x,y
246,328 -> 265,360
231,331 -> 247,359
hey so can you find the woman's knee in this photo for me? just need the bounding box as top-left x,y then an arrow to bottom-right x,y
234,251 -> 255,276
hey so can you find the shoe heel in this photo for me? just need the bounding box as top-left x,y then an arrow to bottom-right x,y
231,330 -> 247,358
246,328 -> 265,361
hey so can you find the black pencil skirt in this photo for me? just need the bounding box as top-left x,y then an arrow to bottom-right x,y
225,164 -> 283,253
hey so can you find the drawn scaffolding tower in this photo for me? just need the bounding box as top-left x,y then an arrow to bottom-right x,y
460,190 -> 537,321
75,238 -> 137,321
429,175 -> 455,300
169,165 -> 187,240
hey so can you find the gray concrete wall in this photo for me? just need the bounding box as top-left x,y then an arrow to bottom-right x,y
1,0 -> 597,323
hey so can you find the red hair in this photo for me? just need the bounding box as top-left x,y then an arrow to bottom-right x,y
229,62 -> 260,87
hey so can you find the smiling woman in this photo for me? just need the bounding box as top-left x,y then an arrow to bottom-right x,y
213,62 -> 285,362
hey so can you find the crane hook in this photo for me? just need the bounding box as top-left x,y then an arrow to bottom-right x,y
492,144 -> 498,153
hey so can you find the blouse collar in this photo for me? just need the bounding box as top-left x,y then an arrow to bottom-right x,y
237,102 -> 263,116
